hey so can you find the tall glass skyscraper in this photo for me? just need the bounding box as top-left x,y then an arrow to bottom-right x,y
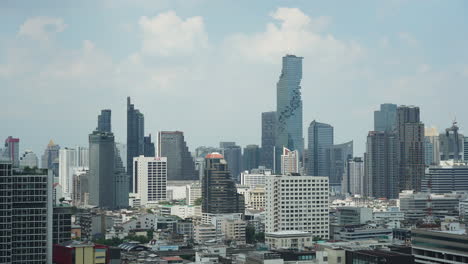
275,55 -> 304,173
261,111 -> 276,171
127,97 -> 145,191
374,103 -> 397,132
97,109 -> 111,133
307,121 -> 334,176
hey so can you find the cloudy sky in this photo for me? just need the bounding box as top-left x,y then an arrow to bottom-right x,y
1,0 -> 468,157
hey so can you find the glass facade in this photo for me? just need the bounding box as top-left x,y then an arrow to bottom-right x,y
307,121 -> 333,176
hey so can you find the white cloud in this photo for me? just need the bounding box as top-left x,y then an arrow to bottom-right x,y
18,16 -> 67,41
139,11 -> 208,56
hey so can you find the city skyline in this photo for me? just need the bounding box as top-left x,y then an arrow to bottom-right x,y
1,1 -> 468,157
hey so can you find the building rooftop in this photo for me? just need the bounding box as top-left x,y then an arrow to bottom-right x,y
205,152 -> 224,159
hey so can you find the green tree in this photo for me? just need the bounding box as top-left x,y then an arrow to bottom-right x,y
246,225 -> 256,244
146,208 -> 154,214
194,197 -> 202,206
147,228 -> 154,240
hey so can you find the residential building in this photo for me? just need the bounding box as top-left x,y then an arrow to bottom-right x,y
194,224 -> 217,244
0,162 -> 53,263
4,136 -> 19,167
246,186 -> 266,210
265,231 -> 313,250
342,157 -> 365,196
412,229 -> 468,263
53,205 -> 72,245
240,167 -> 272,188
281,147 -> 299,175
275,55 -> 304,173
422,160 -> 468,193
202,152 -> 245,214
221,143 -> 242,183
221,219 -> 246,244
307,121 -> 333,176
425,127 -> 440,166
133,155 -> 167,206
374,103 -> 397,132
265,175 -> 329,239
244,144 -> 261,172
336,207 -> 373,226
19,149 -> 38,168
72,168 -> 89,207
440,122 -> 464,161
158,131 -> 197,181
396,106 -> 425,192
96,109 -> 111,133
41,139 -> 60,169
59,147 -> 78,198
261,111 -> 276,171
127,97 -> 145,191
326,141 -> 353,187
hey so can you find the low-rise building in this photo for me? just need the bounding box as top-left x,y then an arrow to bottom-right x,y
337,207 -> 373,225
221,219 -> 246,244
412,229 -> 468,263
194,224 -> 217,244
345,250 -> 414,264
265,231 -> 313,250
334,226 -> 393,241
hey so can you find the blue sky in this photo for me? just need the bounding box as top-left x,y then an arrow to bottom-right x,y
1,0 -> 468,157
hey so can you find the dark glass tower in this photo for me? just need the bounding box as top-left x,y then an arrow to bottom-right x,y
307,121 -> 334,176
127,97 -> 144,191
374,103 -> 397,132
220,143 -> 242,182
261,111 -> 276,170
202,153 -> 245,214
275,55 -> 304,173
243,144 -> 260,172
144,134 -> 155,157
158,131 -> 196,181
97,109 -> 111,133
325,141 -> 353,187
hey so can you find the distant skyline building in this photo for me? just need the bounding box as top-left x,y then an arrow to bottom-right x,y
261,111 -> 276,171
465,137 -> 468,163
307,120 -> 334,176
374,103 -> 397,132
439,122 -> 464,161
133,156 -> 167,206
144,134 -> 155,157
41,140 -> 60,169
425,127 -> 440,166
202,153 -> 245,214
96,109 -> 111,133
243,144 -> 260,173
275,55 -> 304,173
58,147 -> 78,198
326,141 -> 353,187
342,157 -> 365,196
158,131 -> 197,181
195,146 -> 222,159
280,147 -> 299,175
127,97 -> 145,191
3,136 -> 19,167
396,106 -> 425,192
220,143 -> 242,182
19,149 -> 38,168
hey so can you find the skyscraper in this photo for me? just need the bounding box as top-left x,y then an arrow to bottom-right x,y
374,103 -> 397,132
220,143 -> 242,182
396,106 -> 425,192
133,156 -> 167,206
97,109 -> 111,133
275,55 -> 304,173
365,131 -> 398,198
342,157 -> 365,196
261,111 -> 276,170
158,131 -> 196,181
41,140 -> 60,169
307,121 -> 334,176
280,147 -> 299,175
3,136 -> 19,168
325,141 -> 353,187
202,153 -> 244,214
243,144 -> 260,172
127,97 -> 145,191
425,127 -> 440,165
439,122 -> 464,161
58,147 -> 78,198
144,134 -> 155,157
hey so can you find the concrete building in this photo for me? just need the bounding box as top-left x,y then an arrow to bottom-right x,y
0,162 -> 53,263
412,229 -> 468,263
72,168 -> 89,207
240,167 -> 272,188
266,175 -> 329,239
4,136 -> 19,167
244,144 -> 261,173
374,103 -> 397,132
422,161 -> 468,193
440,122 -> 464,161
221,143 -> 243,183
194,224 -> 217,244
158,131 -> 197,181
133,156 -> 167,206
281,147 -> 299,175
336,207 -> 373,226
53,241 -> 111,264
53,205 -> 72,245
19,149 -> 38,168
399,191 -> 461,222
127,97 -> 145,191
221,219 -> 246,244
425,127 -> 440,166
342,157 -> 365,196
265,231 -> 313,250
186,182 -> 202,206
244,186 -> 266,210
275,55 -> 304,174
307,121 -> 333,177
334,227 -> 393,241
59,147 -> 78,199
261,111 -> 277,171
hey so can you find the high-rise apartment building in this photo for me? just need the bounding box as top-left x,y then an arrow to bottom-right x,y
374,103 -> 397,132
396,106 -> 425,192
133,156 -> 167,206
0,162 -> 53,263
97,109 -> 111,133
281,147 -> 299,175
41,140 -> 60,169
221,143 -> 242,183
4,136 -> 19,168
265,174 -> 329,239
58,148 -> 78,198
307,121 -> 333,176
144,134 -> 155,157
342,157 -> 365,196
202,153 -> 244,214
275,55 -> 304,173
440,122 -> 464,161
261,111 -> 276,170
425,127 -> 440,165
365,131 -> 398,198
53,206 -> 72,245
19,150 -> 38,168
158,131 -> 196,181
326,141 -> 353,187
127,97 -> 145,191
243,144 -> 260,173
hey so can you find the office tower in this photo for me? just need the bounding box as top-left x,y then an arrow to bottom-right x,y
374,103 -> 397,132
127,97 -> 145,191
76,146 -> 89,167
19,150 -> 38,168
144,134 -> 155,157
261,111 -> 276,170
221,144 -> 242,182
89,131 -> 116,209
425,127 -> 440,165
326,141 -> 353,187
440,122 -> 464,161
4,136 -> 19,167
281,147 -> 299,175
265,174 -> 329,239
116,143 -> 127,171
58,148 -> 78,198
243,144 -> 260,172
158,131 -> 196,181
114,145 -> 128,208
202,153 -> 245,214
342,157 -> 365,195
53,206 -> 72,245
0,162 -> 53,263
97,109 -> 111,133
396,106 -> 425,192
422,161 -> 468,193
365,131 -> 398,198
72,168 -> 89,207
41,140 -> 60,169
275,55 -> 304,173
133,156 -> 167,206
307,121 -> 334,176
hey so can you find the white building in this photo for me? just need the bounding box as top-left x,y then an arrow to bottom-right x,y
246,186 -> 266,210
58,148 -> 78,198
240,168 -> 272,187
133,156 -> 167,206
281,147 -> 299,175
342,157 -> 365,195
265,231 -> 313,250
19,150 -> 38,168
266,175 -> 330,239
186,183 -> 202,206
